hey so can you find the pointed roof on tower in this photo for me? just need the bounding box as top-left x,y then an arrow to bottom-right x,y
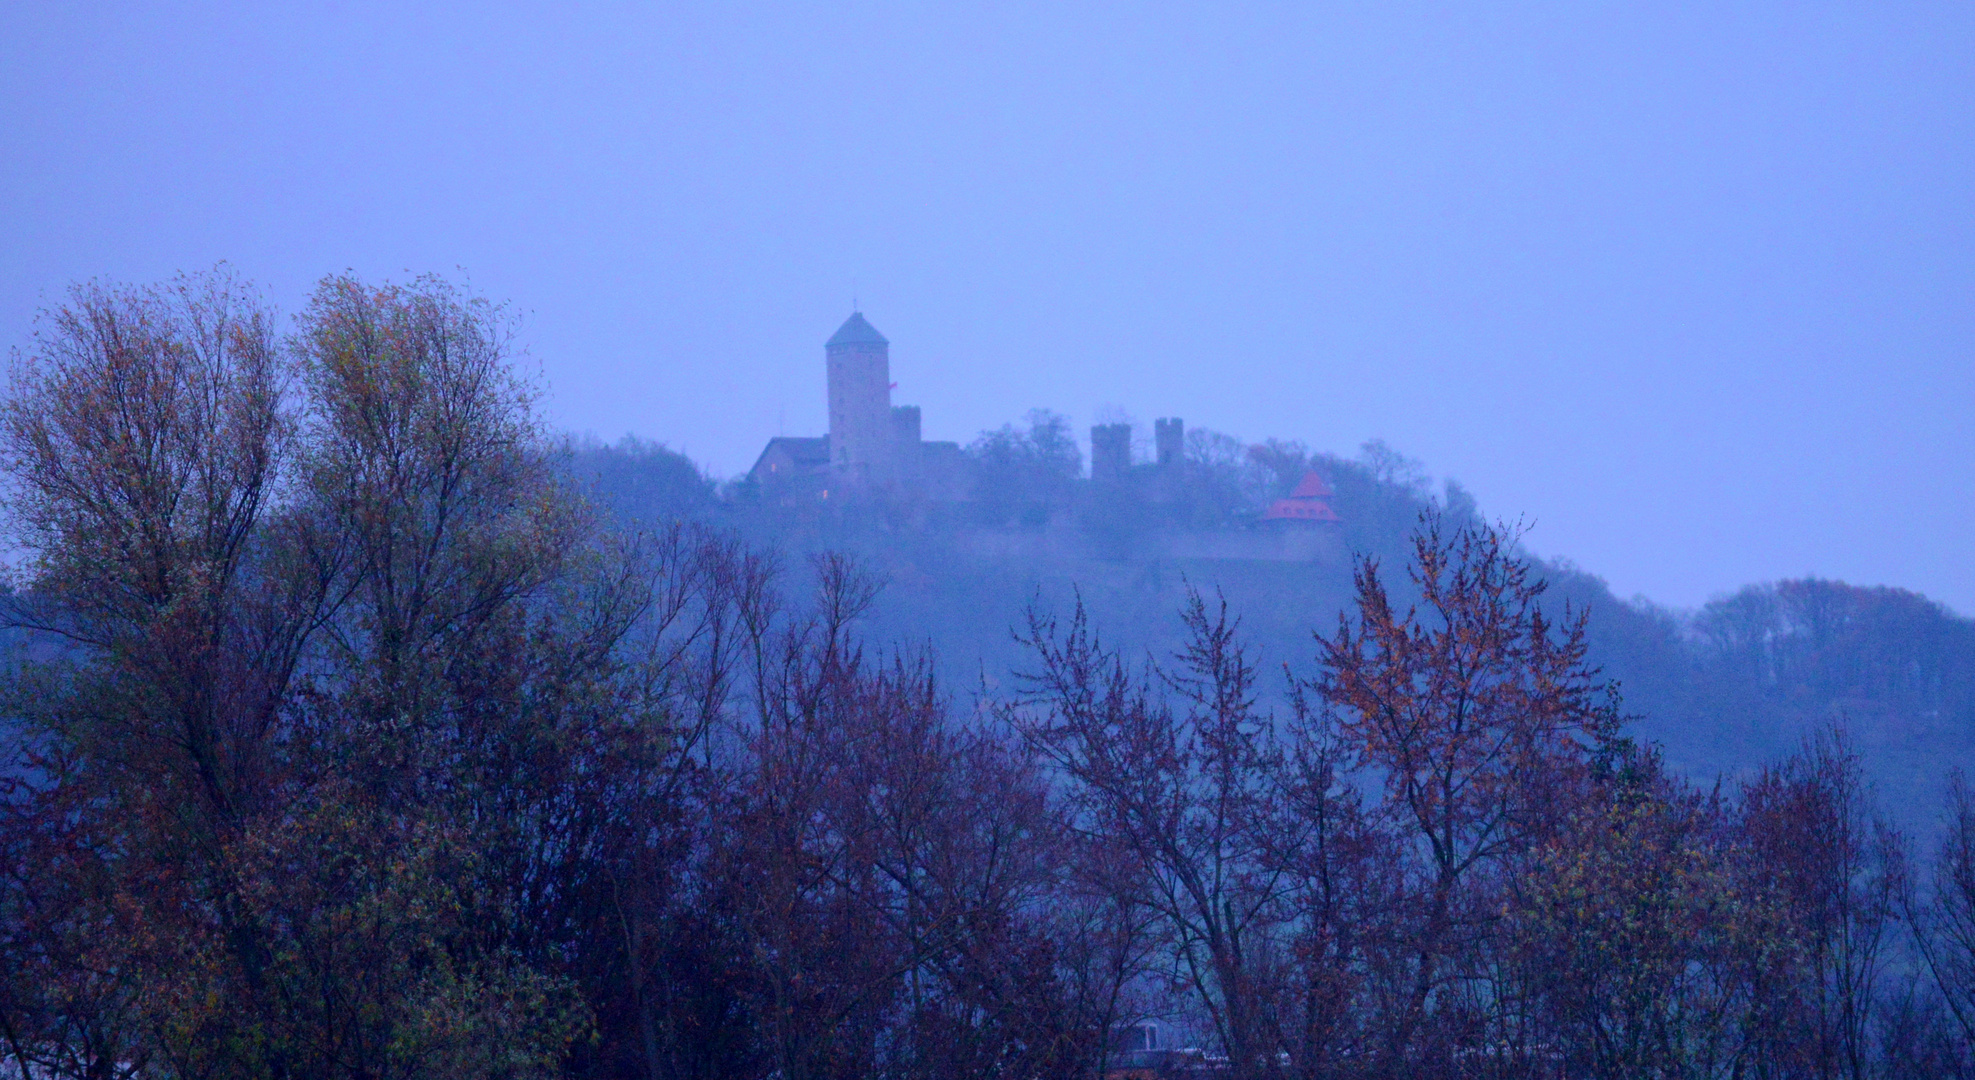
1289,472 -> 1335,499
827,312 -> 888,348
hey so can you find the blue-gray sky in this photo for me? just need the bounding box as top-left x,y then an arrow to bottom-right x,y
4,2 -> 1971,613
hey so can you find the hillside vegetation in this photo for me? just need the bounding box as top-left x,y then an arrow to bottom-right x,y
568,430 -> 1975,832
7,270 -> 1975,1080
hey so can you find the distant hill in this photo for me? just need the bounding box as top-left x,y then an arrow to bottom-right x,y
561,433 -> 1975,835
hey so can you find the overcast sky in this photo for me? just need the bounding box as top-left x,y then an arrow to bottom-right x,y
3,2 -> 1971,613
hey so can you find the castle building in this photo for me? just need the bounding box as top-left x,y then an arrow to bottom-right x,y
748,311 -> 1303,522
1090,423 -> 1132,482
1154,417 -> 1185,467
750,312 -> 965,500
1262,471 -> 1342,522
825,312 -> 895,481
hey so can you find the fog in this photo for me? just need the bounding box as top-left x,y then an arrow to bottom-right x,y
4,2 -> 1973,613
566,422 -> 1975,836
12,6 -> 1975,1073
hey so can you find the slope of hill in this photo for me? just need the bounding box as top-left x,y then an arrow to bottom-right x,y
563,433 -> 1975,832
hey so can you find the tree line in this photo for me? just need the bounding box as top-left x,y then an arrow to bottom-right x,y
4,271 -> 1975,1079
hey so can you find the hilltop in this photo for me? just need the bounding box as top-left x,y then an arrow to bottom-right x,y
565,429 -> 1975,833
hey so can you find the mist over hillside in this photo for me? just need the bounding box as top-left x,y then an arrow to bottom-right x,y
565,427 -> 1975,832
9,273 -> 1970,1077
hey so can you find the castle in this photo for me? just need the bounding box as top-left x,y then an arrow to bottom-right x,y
747,312 -> 967,500
748,311 -> 1338,530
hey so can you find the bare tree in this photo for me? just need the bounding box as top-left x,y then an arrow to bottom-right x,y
1916,772 -> 1975,1054
1010,589 -> 1303,1079
1739,729 -> 1906,1080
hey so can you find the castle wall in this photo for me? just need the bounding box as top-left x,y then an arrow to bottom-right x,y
892,405 -> 923,481
891,404 -> 922,447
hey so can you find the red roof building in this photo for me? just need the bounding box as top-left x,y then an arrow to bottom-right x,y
1262,471 -> 1341,523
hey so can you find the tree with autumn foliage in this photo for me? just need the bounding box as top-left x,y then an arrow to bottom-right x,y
7,268 -> 1974,1080
0,270 -> 1135,1080
1503,739 -> 1770,1079
1311,516 -> 1622,1070
0,270 -> 314,1078
0,271 -> 600,1079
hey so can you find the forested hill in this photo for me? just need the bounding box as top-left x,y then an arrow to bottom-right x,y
566,432 -> 1975,830
8,276 -> 1968,1077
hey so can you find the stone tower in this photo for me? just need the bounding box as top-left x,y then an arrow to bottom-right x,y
826,312 -> 893,482
1090,423 -> 1132,482
1154,417 -> 1185,467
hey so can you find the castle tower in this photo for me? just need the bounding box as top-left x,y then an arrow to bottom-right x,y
1154,417 -> 1185,467
826,311 -> 894,482
1090,423 -> 1131,482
